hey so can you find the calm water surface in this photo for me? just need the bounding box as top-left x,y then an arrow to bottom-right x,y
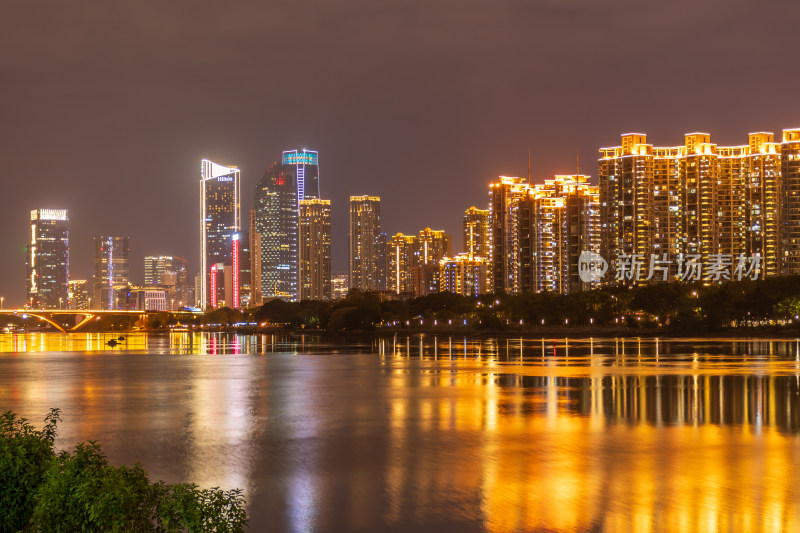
2,333 -> 800,532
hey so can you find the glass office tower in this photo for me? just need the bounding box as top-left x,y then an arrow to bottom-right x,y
200,159 -> 240,309
27,209 -> 69,309
255,150 -> 322,302
92,236 -> 130,310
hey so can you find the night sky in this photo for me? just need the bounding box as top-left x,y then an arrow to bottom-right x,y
2,0 -> 798,305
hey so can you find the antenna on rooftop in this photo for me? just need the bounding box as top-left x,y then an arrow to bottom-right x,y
527,149 -> 531,183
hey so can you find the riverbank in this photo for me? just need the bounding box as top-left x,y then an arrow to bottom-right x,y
192,324 -> 800,340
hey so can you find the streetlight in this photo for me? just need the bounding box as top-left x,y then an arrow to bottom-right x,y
1,296 -> 4,309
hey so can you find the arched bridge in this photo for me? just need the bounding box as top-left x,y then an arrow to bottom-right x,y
0,309 -> 152,332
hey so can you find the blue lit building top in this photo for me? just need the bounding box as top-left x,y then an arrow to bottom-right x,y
281,149 -> 320,201
282,150 -> 318,166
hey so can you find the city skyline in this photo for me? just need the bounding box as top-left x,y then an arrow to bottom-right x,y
5,3 -> 800,531
11,123 -> 800,308
3,0 -> 799,305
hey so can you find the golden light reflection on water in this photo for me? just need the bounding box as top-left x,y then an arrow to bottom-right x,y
379,336 -> 800,532
2,333 -> 800,531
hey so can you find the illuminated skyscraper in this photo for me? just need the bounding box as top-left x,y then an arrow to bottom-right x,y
598,134 -> 654,278
518,175 -> 599,294
716,145 -> 747,260
254,150 -> 321,302
299,199 -> 332,300
681,133 -> 717,258
463,207 -> 490,258
488,173 -> 600,295
412,228 -> 451,296
741,133 -> 781,276
200,159 -> 240,308
27,209 -> 69,309
387,233 -> 417,295
563,180 -> 601,292
652,146 -> 683,260
255,162 -> 298,301
519,191 -> 566,294
782,128 -> 800,274
349,196 -> 385,291
489,176 -> 528,294
93,236 -> 130,310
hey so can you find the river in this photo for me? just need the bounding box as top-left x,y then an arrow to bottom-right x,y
2,332 -> 800,532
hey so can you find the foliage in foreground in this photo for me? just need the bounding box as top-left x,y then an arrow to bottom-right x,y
0,409 -> 246,533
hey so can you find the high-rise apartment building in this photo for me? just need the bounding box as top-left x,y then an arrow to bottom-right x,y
412,228 -> 451,296
489,176 -> 529,294
518,175 -> 600,294
27,209 -> 69,309
488,174 -> 600,295
349,196 -> 385,291
563,180 -> 601,292
416,228 -> 451,267
387,233 -> 417,295
598,134 -> 654,278
652,146 -> 683,260
299,199 -> 332,300
200,159 -> 240,308
385,228 -> 451,297
440,254 -> 489,297
599,132 -> 785,281
782,128 -> 800,274
681,133 -> 718,258
254,150 -> 321,302
742,133 -> 782,276
93,236 -> 130,310
463,207 -> 490,258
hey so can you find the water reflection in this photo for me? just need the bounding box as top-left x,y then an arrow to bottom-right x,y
2,333 -> 800,531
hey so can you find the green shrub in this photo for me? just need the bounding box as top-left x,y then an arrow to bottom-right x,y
0,409 -> 247,533
0,408 -> 60,532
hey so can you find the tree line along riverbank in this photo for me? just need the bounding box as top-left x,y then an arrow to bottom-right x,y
170,275 -> 800,336
8,276 -> 800,335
